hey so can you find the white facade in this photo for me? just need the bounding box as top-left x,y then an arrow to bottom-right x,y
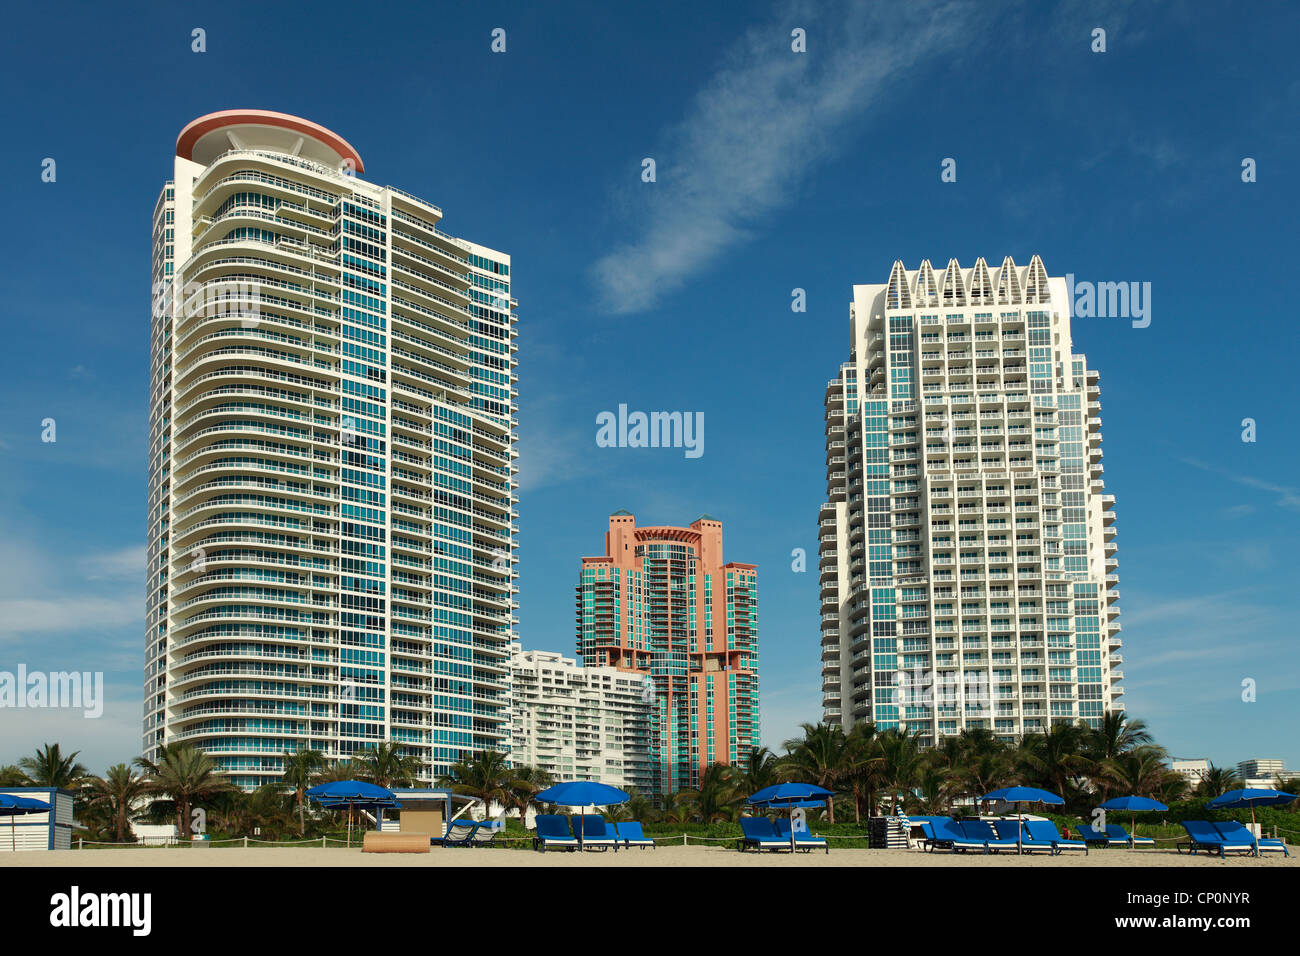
1170,758 -> 1210,790
820,256 -> 1122,744
144,111 -> 518,788
1236,758 -> 1285,780
510,647 -> 654,792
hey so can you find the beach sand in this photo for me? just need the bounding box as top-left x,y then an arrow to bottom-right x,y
3,843 -> 1294,867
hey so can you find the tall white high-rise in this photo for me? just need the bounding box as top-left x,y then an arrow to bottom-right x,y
819,256 -> 1121,743
144,110 -> 518,787
510,646 -> 654,792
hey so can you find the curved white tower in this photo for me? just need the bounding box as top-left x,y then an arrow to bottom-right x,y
145,110 -> 518,787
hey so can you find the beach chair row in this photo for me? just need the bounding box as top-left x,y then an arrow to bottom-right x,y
737,816 -> 830,853
431,820 -> 499,847
1179,820 -> 1290,858
913,816 -> 1088,855
533,814 -> 657,852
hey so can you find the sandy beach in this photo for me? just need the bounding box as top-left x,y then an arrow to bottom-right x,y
3,844 -> 1293,867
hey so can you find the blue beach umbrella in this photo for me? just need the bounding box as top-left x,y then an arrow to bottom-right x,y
1098,795 -> 1168,845
1207,788 -> 1296,829
748,783 -> 834,852
306,781 -> 397,847
535,781 -> 630,849
980,787 -> 1064,855
0,794 -> 51,852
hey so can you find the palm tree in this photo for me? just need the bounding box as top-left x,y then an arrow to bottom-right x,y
734,747 -> 781,795
841,723 -> 885,822
779,722 -> 849,823
352,742 -> 422,788
954,748 -> 1015,806
877,728 -> 922,815
660,790 -> 697,824
1084,712 -> 1155,802
1095,745 -> 1176,799
85,764 -> 147,843
281,749 -> 325,836
1195,764 -> 1241,799
506,765 -> 554,827
18,743 -> 88,788
907,763 -> 956,815
0,765 -> 29,786
1087,712 -> 1153,761
1272,775 -> 1300,797
245,785 -> 298,840
692,763 -> 742,822
623,787 -> 656,823
1017,721 -> 1090,802
134,743 -> 237,839
437,750 -> 514,817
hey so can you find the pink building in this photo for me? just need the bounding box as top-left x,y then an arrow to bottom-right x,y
576,512 -> 759,794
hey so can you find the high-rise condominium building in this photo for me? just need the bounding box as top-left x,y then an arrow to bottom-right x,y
145,110 -> 518,788
509,646 -> 654,792
577,512 -> 759,794
819,256 -> 1121,744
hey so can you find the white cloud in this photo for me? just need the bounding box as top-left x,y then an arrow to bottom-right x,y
0,538 -> 144,643
80,544 -> 147,581
590,1 -> 982,313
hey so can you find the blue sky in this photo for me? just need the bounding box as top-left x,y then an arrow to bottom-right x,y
1,0 -> 1297,775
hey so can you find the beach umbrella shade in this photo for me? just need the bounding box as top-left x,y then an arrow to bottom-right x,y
306,781 -> 398,847
1097,795 -> 1168,846
0,794 -> 51,852
979,787 -> 1064,855
747,783 -> 834,853
1207,788 -> 1296,830
535,781 -> 630,850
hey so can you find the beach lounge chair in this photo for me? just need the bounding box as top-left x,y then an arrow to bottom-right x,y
573,814 -> 618,851
906,816 -> 944,849
959,819 -> 1020,852
924,817 -> 991,853
1076,824 -> 1115,847
1214,821 -> 1290,857
613,821 -> 656,849
1022,820 -> 1088,854
738,816 -> 792,852
467,823 -> 499,847
1105,824 -> 1155,848
992,818 -> 1030,846
533,814 -> 580,852
774,817 -> 830,854
432,820 -> 480,847
1179,821 -> 1254,858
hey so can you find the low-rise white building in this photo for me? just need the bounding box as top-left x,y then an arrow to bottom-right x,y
510,646 -> 653,793
1170,758 -> 1210,791
1236,758 -> 1287,786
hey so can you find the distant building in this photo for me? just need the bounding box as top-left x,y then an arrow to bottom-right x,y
1236,758 -> 1288,788
1170,758 -> 1210,790
577,512 -> 760,793
509,646 -> 653,793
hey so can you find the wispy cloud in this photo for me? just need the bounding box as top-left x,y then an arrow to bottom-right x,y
1179,457 -> 1300,512
80,544 -> 147,581
590,0 -> 984,313
0,538 -> 143,643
